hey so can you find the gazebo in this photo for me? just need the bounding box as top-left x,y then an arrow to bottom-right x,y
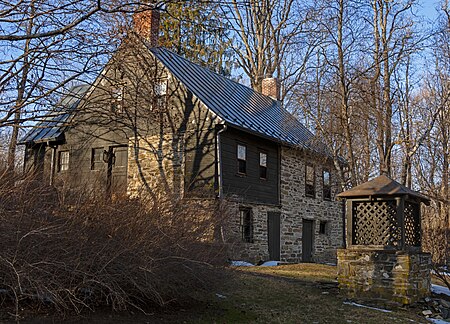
336,175 -> 431,304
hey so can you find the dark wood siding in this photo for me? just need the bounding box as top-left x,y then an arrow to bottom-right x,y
220,127 -> 279,205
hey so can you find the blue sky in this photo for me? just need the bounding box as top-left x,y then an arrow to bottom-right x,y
418,0 -> 440,21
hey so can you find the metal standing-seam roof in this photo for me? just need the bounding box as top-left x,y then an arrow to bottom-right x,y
19,84 -> 89,144
149,47 -> 319,151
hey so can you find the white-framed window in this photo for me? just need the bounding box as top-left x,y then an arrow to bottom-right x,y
259,151 -> 267,179
58,151 -> 69,172
237,144 -> 247,174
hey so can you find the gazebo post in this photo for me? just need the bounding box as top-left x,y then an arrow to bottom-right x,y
396,196 -> 405,249
346,199 -> 353,248
336,175 -> 431,305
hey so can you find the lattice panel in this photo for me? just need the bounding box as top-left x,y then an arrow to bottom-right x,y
404,201 -> 421,246
352,201 -> 400,246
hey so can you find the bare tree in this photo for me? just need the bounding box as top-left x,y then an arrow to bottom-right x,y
222,0 -> 320,100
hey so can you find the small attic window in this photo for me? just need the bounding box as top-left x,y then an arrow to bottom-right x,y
154,81 -> 167,96
111,85 -> 124,113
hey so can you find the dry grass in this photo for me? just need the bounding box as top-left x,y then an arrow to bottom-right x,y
0,172 -> 229,320
238,263 -> 338,283
192,265 -> 428,324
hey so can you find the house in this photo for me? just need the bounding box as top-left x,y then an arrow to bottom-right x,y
19,9 -> 343,264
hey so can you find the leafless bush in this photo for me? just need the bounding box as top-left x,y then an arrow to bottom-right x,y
0,171 -> 229,319
422,207 -> 450,290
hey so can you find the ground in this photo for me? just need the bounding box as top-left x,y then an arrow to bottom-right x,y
5,264 -> 449,323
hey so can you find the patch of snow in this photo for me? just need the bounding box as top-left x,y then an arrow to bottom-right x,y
260,261 -> 280,267
343,301 -> 392,313
230,260 -> 254,267
431,284 -> 450,297
428,318 -> 450,324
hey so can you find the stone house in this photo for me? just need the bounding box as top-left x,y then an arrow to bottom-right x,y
19,9 -> 343,264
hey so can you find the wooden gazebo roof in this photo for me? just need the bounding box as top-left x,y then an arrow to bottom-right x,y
337,175 -> 430,204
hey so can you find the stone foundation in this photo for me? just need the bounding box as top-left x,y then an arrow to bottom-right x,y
337,249 -> 431,304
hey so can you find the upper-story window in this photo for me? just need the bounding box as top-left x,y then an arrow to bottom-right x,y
305,164 -> 315,198
58,151 -> 69,172
153,79 -> 167,109
323,169 -> 331,200
259,151 -> 267,179
111,85 -> 124,114
237,144 -> 247,174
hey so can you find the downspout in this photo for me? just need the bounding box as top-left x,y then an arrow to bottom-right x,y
49,142 -> 57,186
216,123 -> 227,199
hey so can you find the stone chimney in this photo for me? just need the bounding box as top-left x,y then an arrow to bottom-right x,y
261,77 -> 280,100
133,5 -> 160,47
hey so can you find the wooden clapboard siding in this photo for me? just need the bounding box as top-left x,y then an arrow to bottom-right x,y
220,127 -> 279,205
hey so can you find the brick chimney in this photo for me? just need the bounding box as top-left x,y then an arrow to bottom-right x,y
133,5 -> 160,47
261,77 -> 280,100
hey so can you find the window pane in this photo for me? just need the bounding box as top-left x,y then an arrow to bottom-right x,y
306,165 -> 314,184
238,159 -> 246,174
259,152 -> 267,167
240,209 -> 253,243
237,144 -> 246,160
59,151 -> 69,171
91,148 -> 104,170
323,170 -> 330,186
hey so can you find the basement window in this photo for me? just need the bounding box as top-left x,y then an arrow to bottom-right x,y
319,221 -> 328,235
58,151 -> 69,172
323,169 -> 331,200
259,151 -> 267,179
240,208 -> 253,243
237,144 -> 247,174
305,164 -> 315,198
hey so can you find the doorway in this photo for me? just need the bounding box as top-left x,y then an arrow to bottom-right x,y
302,219 -> 314,262
268,211 -> 281,261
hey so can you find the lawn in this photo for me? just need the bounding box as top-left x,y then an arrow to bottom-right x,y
192,263 -> 429,324
14,263 -> 440,323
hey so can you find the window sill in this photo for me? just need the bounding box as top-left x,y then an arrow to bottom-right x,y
236,173 -> 247,177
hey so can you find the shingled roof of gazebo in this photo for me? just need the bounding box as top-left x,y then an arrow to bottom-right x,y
337,175 -> 430,204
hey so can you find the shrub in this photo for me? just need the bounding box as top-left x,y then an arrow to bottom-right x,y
0,173 -> 229,318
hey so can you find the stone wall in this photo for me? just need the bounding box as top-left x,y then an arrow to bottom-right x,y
280,147 -> 343,263
226,147 -> 343,264
337,249 -> 431,304
224,199 -> 281,264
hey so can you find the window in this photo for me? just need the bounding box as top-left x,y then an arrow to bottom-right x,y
153,80 -> 167,109
259,151 -> 267,179
305,164 -> 315,197
111,85 -> 124,113
237,144 -> 247,174
240,208 -> 253,243
91,148 -> 104,170
323,169 -> 331,200
58,151 -> 69,172
319,221 -> 327,235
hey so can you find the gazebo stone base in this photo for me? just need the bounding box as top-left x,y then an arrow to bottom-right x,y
337,248 -> 431,305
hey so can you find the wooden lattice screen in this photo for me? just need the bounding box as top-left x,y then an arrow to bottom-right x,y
404,201 -> 421,246
352,200 -> 401,246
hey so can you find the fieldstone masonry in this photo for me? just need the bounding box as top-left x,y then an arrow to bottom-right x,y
338,249 -> 431,304
227,147 -> 343,264
336,176 -> 431,305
